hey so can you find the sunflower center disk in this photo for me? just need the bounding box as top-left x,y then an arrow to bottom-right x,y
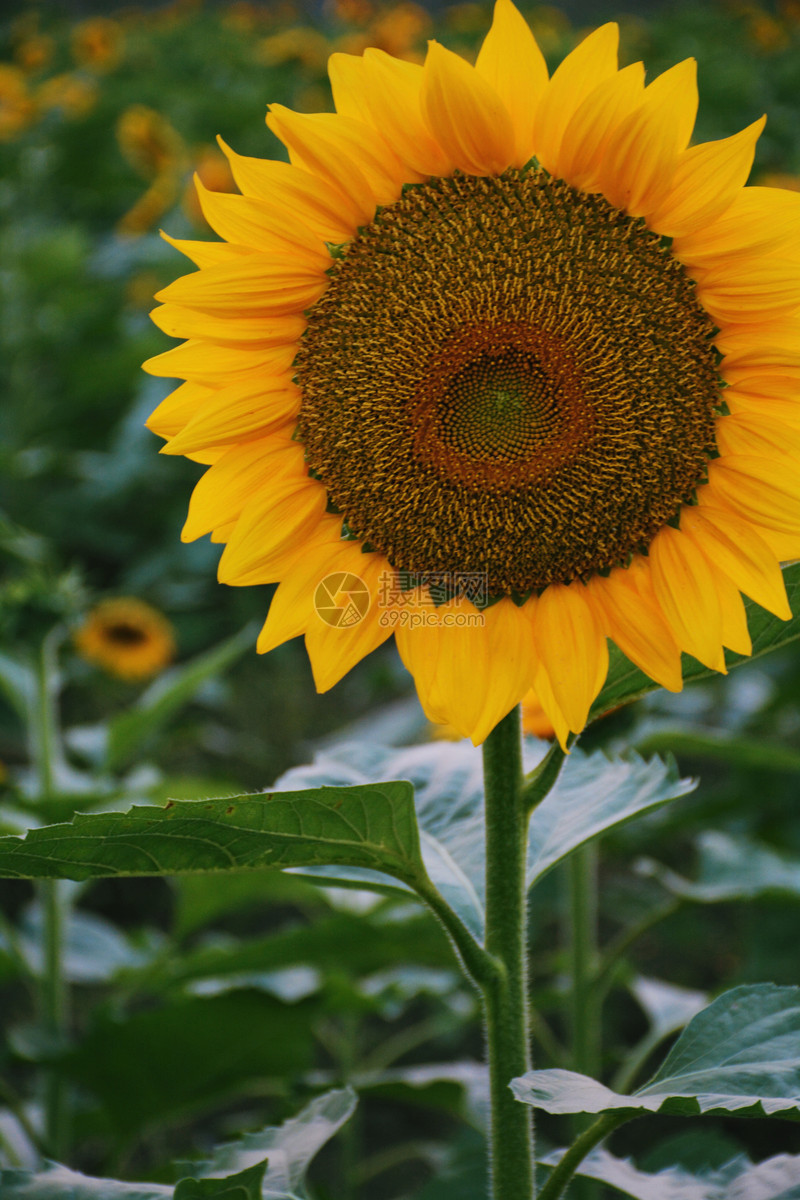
295,170 -> 720,596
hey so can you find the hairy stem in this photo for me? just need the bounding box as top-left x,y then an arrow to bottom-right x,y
482,706 -> 535,1200
537,1113 -> 633,1200
31,632 -> 69,1160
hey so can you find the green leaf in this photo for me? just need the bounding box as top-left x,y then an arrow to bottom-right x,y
176,1088 -> 356,1198
539,1146 -> 800,1200
274,741 -> 693,942
629,976 -> 708,1043
591,561 -> 800,721
526,751 -> 695,887
17,902 -> 157,983
0,1091 -> 353,1199
274,742 -> 488,937
105,624 -> 257,770
0,1162 -> 171,1198
513,984 -> 800,1119
638,831 -> 800,904
632,726 -> 800,773
0,782 -> 428,893
173,1162 -> 266,1200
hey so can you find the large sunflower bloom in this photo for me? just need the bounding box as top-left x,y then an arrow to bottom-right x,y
145,1 -> 800,747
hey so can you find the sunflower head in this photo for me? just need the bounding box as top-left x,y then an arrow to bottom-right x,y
74,598 -> 176,681
145,0 -> 800,747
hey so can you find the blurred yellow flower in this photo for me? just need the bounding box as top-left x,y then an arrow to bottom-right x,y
759,171 -> 800,191
70,17 -> 124,72
0,65 -> 35,140
116,106 -> 186,234
15,34 -> 55,73
74,598 -> 176,681
371,2 -> 431,57
37,73 -> 97,119
257,27 -> 330,70
117,104 -> 185,178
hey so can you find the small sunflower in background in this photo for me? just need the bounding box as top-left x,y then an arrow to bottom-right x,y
146,0 -> 800,747
74,598 -> 175,682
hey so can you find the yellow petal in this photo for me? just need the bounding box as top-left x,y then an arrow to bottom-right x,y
587,562 -> 683,692
468,599 -> 536,744
694,256 -> 800,324
520,686 -> 558,742
146,380 -> 213,439
681,504 -> 791,619
755,526 -> 800,560
362,49 -> 454,177
305,551 -> 395,691
161,376 -> 301,455
715,412 -> 800,461
218,470 -> 328,586
648,116 -> 765,237
716,571 -> 751,656
143,340 -> 296,384
399,595 -> 533,744
328,52 -> 428,183
598,58 -> 698,215
475,0 -> 547,167
721,372 -> 800,399
421,40 -> 516,176
530,659 -> 571,752
192,177 -> 329,265
218,137 -> 362,241
531,581 -> 608,734
153,255 -> 326,316
716,317 -> 800,363
534,23 -> 619,174
394,590 -> 447,723
673,186 -> 800,264
706,456 -> 800,533
648,524 -> 726,672
556,62 -> 645,190
150,304 -> 304,348
160,232 -> 254,269
268,105 -> 405,214
724,390 -> 800,429
181,435 -> 296,542
256,518 -> 367,653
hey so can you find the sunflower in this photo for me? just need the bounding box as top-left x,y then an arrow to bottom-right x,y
145,0 -> 800,746
74,598 -> 175,681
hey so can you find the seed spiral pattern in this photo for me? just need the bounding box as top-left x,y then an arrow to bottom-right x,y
295,169 -> 720,594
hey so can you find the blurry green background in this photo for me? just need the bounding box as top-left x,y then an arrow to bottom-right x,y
3,1 -> 800,1195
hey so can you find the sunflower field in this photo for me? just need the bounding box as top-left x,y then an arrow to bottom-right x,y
3,1 -> 800,1197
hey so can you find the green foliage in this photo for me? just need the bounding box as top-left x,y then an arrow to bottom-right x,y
0,782 -> 427,887
540,1145 -> 800,1200
513,984 -> 800,1119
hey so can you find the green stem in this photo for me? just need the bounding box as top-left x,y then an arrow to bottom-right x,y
593,899 -> 681,1004
566,843 -> 600,1080
521,740 -> 568,815
564,843 -> 601,1200
482,706 -> 535,1200
537,1112 -> 633,1200
30,633 -> 69,1160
